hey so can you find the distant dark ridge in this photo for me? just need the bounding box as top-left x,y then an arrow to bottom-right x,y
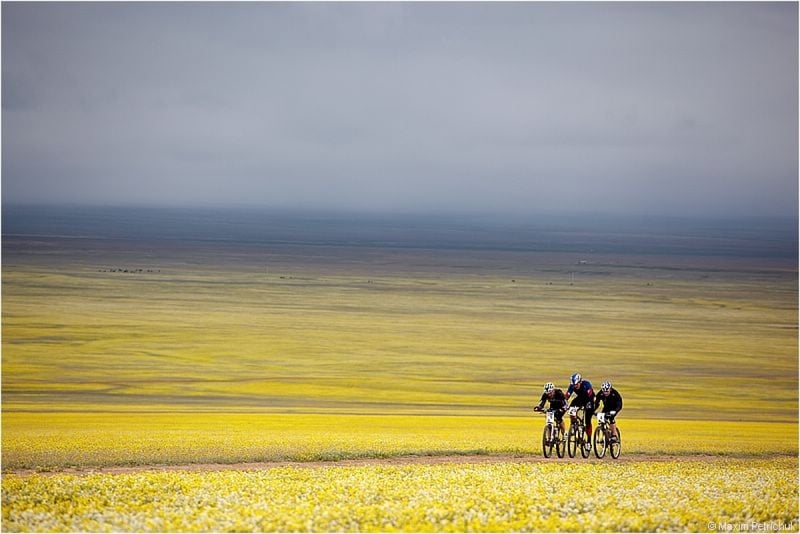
3,205 -> 797,259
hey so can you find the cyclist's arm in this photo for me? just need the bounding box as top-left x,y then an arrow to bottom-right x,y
594,396 -> 604,412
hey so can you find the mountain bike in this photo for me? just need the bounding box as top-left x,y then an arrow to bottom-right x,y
567,406 -> 591,458
593,411 -> 621,459
536,409 -> 565,458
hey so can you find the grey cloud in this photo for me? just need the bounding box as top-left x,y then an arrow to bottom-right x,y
2,2 -> 797,217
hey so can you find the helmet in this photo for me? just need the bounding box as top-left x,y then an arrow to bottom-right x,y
601,381 -> 612,393
544,382 -> 555,393
571,373 -> 582,385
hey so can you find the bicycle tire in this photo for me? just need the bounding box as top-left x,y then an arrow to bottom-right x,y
579,426 -> 591,458
567,425 -> 577,458
555,427 -> 566,458
542,425 -> 553,458
610,428 -> 621,459
594,426 -> 607,459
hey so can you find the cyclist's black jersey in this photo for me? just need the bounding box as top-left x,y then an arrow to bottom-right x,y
596,388 -> 623,413
537,389 -> 567,411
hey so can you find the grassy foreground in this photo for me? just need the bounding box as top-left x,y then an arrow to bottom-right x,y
2,412 -> 797,470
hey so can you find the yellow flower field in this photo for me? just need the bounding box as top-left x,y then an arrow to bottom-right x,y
2,412 -> 797,470
3,253 -> 797,422
3,457 -> 797,532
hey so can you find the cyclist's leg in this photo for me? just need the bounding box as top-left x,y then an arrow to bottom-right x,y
585,406 -> 594,441
555,410 -> 566,440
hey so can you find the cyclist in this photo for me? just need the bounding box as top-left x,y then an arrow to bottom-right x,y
533,382 -> 567,439
595,380 -> 623,442
565,373 -> 595,451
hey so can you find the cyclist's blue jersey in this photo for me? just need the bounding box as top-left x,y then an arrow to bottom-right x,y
566,380 -> 594,402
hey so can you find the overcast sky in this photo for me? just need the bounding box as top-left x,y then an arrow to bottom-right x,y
2,2 -> 797,217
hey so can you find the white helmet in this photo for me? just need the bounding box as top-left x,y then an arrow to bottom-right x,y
544,382 -> 555,393
601,381 -> 612,393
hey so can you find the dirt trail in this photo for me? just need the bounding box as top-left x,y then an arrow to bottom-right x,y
5,453 -> 735,477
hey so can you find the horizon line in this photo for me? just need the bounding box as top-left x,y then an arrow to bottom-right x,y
3,202 -> 798,224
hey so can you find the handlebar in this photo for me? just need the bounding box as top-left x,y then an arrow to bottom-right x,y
596,411 -> 617,424
535,407 -> 567,414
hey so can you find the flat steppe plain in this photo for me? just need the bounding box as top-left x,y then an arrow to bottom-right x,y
2,211 -> 797,532
3,230 -> 797,423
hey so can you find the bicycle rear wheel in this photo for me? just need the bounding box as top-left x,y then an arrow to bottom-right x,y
593,426 -> 607,459
610,428 -> 621,459
542,425 -> 553,458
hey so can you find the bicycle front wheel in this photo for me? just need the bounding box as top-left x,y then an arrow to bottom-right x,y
594,426 -> 607,459
542,425 -> 553,458
567,425 -> 577,458
579,427 -> 591,458
555,427 -> 566,458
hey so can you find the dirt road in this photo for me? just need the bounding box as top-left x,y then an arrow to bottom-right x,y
6,453 -> 735,477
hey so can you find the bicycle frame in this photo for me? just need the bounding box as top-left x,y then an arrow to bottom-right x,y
569,406 -> 583,426
567,406 -> 590,458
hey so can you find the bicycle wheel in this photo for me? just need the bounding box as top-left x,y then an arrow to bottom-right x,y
567,425 -> 577,458
593,426 -> 607,459
555,427 -> 566,458
610,428 -> 621,459
579,426 -> 591,458
542,425 -> 553,458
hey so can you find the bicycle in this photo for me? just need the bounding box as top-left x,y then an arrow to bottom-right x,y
593,411 -> 621,459
567,406 -> 591,458
536,408 -> 565,458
